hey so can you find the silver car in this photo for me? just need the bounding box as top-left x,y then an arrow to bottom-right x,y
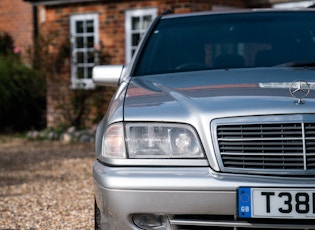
93,9 -> 315,230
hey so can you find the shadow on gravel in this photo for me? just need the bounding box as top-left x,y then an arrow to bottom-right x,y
0,136 -> 95,185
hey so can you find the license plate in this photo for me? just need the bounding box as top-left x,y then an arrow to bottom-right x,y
238,187 -> 315,219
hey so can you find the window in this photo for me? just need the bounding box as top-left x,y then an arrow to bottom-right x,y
134,12 -> 315,76
70,13 -> 99,89
125,8 -> 157,63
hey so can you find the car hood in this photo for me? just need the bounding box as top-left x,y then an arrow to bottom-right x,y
124,67 -> 315,122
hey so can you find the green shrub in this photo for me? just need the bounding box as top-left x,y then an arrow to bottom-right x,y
0,55 -> 46,132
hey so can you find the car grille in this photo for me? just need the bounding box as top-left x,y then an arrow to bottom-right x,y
212,115 -> 315,175
169,215 -> 315,229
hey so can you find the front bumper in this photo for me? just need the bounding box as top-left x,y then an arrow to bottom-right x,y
93,161 -> 315,230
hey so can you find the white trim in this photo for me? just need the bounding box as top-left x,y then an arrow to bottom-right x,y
125,8 -> 157,63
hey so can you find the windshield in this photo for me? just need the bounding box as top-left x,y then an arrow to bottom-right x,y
134,11 -> 315,76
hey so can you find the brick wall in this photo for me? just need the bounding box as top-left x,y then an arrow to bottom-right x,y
0,0 -> 33,59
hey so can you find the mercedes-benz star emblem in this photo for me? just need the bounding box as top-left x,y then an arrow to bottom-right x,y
289,80 -> 311,104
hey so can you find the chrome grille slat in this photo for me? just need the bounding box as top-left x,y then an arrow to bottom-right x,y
170,215 -> 315,229
222,152 -> 303,156
223,162 -> 303,168
213,117 -> 315,174
220,146 -> 302,151
219,138 -> 303,142
222,157 -> 304,162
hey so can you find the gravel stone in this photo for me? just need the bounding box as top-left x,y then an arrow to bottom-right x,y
0,136 -> 95,229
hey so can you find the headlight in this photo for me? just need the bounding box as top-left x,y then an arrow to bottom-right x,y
101,122 -> 204,159
125,123 -> 204,159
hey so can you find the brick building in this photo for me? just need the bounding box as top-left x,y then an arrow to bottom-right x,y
5,0 -> 302,128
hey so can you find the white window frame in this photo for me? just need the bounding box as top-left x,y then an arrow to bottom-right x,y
70,13 -> 99,90
125,8 -> 157,63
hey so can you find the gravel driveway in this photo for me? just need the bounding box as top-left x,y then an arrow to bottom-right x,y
0,135 -> 95,229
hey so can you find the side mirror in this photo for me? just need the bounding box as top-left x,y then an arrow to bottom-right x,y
92,65 -> 124,86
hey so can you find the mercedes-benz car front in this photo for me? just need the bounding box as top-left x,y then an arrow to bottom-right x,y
93,9 -> 315,230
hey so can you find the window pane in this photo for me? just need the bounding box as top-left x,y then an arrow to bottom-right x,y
88,51 -> 95,63
87,36 -> 94,48
132,48 -> 136,57
77,67 -> 85,79
76,52 -> 84,63
76,37 -> 84,48
132,33 -> 140,46
88,67 -> 93,79
143,15 -> 152,29
76,21 -> 84,33
132,16 -> 140,30
87,20 -> 94,33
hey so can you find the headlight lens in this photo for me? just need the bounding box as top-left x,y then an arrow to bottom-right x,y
126,123 -> 204,159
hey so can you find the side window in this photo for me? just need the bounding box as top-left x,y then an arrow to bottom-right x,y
125,8 -> 157,63
70,13 -> 99,89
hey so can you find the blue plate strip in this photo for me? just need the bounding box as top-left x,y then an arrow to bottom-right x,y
238,187 -> 252,218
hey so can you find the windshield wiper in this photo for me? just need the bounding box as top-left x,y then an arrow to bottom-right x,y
276,61 -> 315,68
